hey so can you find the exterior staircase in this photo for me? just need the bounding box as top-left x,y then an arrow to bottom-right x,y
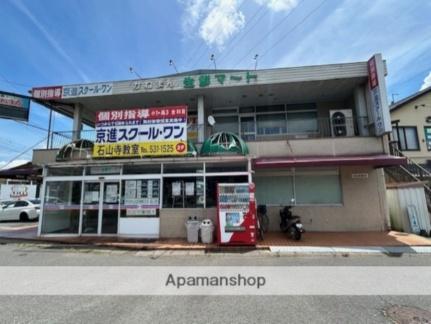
385,146 -> 431,210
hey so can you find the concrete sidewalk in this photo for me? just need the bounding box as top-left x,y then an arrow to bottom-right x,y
0,223 -> 430,254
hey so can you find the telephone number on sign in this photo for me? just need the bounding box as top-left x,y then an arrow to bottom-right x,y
146,142 -> 187,154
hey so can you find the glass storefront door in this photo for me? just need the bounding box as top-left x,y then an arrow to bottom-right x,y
81,181 -> 119,235
101,181 -> 119,234
82,182 -> 101,234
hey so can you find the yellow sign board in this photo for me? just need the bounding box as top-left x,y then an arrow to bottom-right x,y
93,141 -> 187,158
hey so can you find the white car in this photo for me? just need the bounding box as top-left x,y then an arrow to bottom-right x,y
0,199 -> 40,221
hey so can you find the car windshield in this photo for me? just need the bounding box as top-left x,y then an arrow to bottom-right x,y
30,199 -> 41,204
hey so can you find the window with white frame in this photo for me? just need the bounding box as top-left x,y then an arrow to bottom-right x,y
392,126 -> 420,151
210,103 -> 319,139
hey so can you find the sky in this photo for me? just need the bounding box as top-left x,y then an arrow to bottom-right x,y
0,0 -> 430,168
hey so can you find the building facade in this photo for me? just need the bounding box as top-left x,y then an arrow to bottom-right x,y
390,87 -> 431,165
31,54 -> 404,239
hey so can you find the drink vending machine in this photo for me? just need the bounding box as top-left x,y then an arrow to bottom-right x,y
216,183 -> 257,245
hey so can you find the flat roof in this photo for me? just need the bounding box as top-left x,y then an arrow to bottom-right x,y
31,61 -> 374,126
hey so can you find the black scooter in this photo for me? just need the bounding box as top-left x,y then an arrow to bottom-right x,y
279,206 -> 304,240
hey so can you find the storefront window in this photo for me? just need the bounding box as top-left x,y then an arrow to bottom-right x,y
86,165 -> 121,175
163,163 -> 203,174
205,176 -> 248,207
163,177 -> 204,208
205,162 -> 247,173
48,167 -> 83,176
123,164 -> 161,174
254,168 -> 341,205
295,171 -> 342,204
41,181 -> 81,234
120,179 -> 161,217
255,174 -> 294,206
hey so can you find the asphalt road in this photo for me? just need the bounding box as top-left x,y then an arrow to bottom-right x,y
1,240 -> 431,324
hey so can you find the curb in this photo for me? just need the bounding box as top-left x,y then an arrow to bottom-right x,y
2,237 -> 431,255
269,246 -> 431,255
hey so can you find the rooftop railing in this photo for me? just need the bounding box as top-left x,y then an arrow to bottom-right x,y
46,117 -> 371,150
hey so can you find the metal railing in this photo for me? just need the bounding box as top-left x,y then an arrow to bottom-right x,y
386,144 -> 431,210
49,130 -> 96,149
47,117 -> 371,149
239,117 -> 371,141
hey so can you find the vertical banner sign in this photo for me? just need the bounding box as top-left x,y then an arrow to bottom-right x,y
0,91 -> 30,121
93,105 -> 188,158
367,54 -> 391,136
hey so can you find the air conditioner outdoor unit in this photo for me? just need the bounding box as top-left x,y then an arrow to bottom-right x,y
329,109 -> 355,137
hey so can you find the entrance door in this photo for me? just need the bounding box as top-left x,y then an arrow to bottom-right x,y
101,181 -> 119,234
81,181 -> 119,235
82,182 -> 100,234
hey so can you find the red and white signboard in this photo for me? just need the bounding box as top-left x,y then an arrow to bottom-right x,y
95,106 -> 187,123
367,54 -> 391,136
93,105 -> 188,158
32,86 -> 63,100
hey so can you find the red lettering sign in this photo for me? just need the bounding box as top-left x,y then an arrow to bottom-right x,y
95,105 -> 188,123
367,57 -> 379,90
32,86 -> 63,100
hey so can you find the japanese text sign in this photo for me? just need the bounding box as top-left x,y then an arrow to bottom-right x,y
367,54 -> 391,136
93,105 -> 188,158
367,57 -> 379,89
62,82 -> 113,98
0,91 -> 30,121
32,86 -> 62,100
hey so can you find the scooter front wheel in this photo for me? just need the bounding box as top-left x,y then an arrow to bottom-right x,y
289,227 -> 302,240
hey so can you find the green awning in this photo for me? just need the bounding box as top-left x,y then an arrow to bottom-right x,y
200,132 -> 249,156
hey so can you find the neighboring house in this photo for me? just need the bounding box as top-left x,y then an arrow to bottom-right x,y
390,86 -> 431,165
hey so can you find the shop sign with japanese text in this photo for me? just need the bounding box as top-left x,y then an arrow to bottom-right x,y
93,105 -> 188,158
118,71 -> 259,94
32,86 -> 63,100
367,54 -> 391,136
0,91 -> 30,121
62,82 -> 113,98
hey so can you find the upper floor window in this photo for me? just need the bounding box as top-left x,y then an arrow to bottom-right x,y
392,126 -> 420,151
213,116 -> 238,134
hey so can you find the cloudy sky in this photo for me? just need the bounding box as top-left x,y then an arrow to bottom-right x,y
0,0 -> 430,168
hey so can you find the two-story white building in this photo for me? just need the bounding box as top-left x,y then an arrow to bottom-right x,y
31,53 -> 405,239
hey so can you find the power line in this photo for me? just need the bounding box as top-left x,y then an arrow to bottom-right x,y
0,72 -> 32,91
391,66 -> 431,87
231,0 -> 307,68
259,0 -> 327,59
217,5 -> 270,65
13,120 -> 50,133
0,136 -> 46,170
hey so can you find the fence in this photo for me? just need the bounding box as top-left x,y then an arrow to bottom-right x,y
47,117 -> 371,149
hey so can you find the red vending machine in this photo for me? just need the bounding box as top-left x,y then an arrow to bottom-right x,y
216,183 -> 257,245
